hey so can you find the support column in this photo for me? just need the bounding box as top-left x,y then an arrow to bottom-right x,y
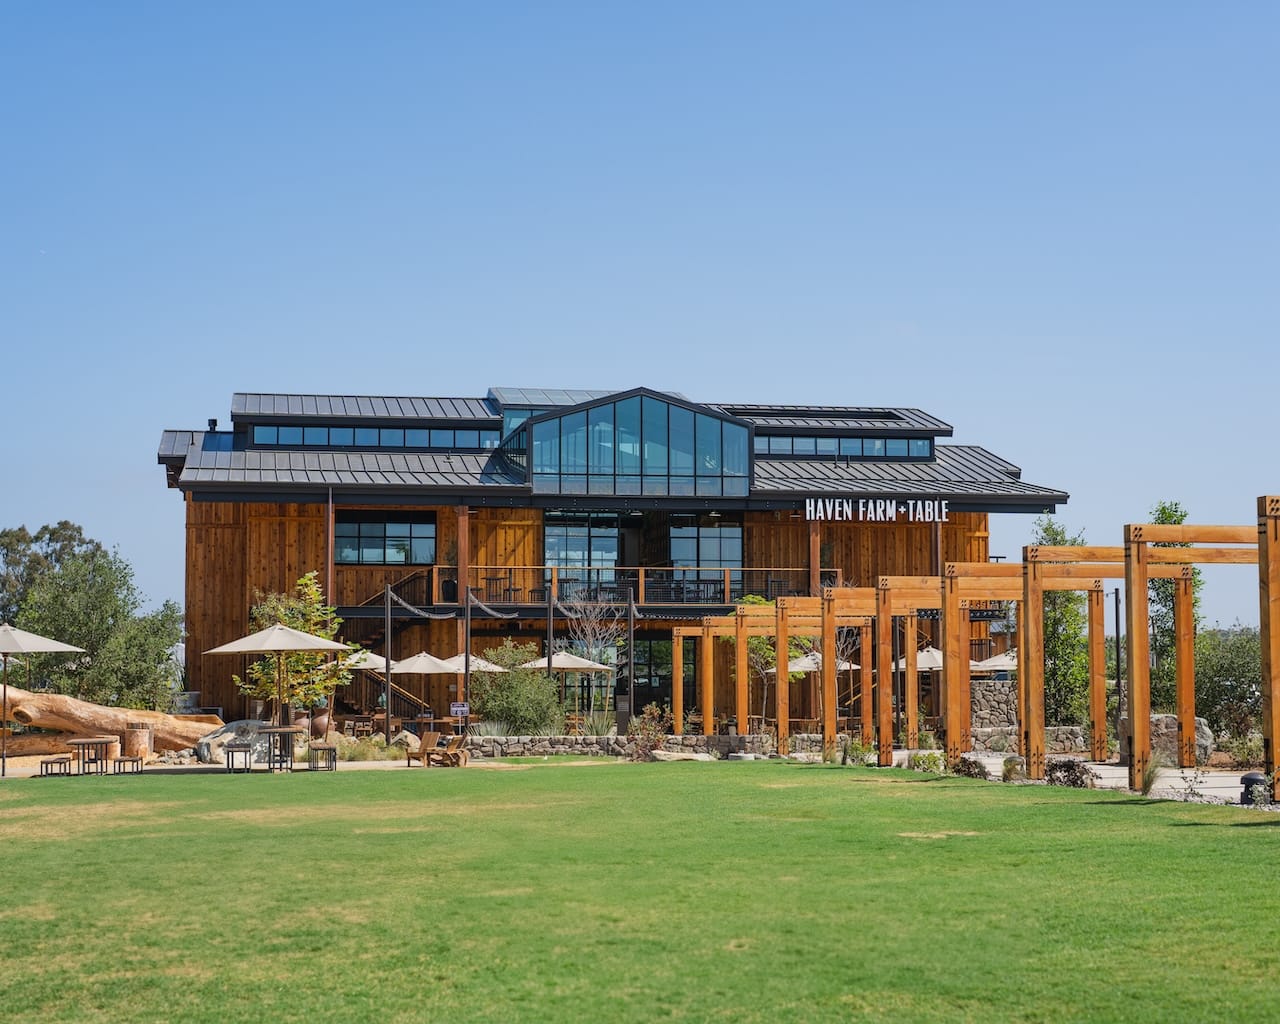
859,622 -> 873,742
903,614 -> 919,748
1175,575 -> 1196,768
1259,497 -> 1280,802
821,590 -> 837,752
1022,559 -> 1046,780
1124,526 -> 1152,791
809,520 -> 822,596
1087,587 -> 1107,762
959,607 -> 973,754
776,603 -> 791,754
455,505 -> 471,604
671,632 -> 684,735
875,588 -> 894,766
941,575 -> 962,766
735,609 -> 749,737
1015,605 -> 1027,756
700,626 -> 715,736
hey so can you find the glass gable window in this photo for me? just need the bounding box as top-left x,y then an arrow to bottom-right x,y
521,394 -> 750,497
335,512 -> 436,565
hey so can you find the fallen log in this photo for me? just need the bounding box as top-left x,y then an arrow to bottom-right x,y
3,732 -> 75,757
1,686 -> 221,751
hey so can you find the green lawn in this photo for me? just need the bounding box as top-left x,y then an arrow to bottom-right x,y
2,762 -> 1278,1023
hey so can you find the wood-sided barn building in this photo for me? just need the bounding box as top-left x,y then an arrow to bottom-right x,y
158,388 -> 1067,724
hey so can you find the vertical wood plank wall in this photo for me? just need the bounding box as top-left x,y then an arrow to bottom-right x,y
186,498 -> 992,717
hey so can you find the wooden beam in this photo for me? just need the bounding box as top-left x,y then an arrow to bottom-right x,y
1027,545 -> 1126,562
959,608 -> 972,754
1147,546 -> 1258,565
1087,588 -> 1107,761
941,575 -> 963,766
1259,497 -> 1280,801
1124,526 -> 1152,790
1130,524 -> 1256,545
946,561 -> 1023,578
879,575 -> 941,591
1016,600 -> 1027,760
809,519 -> 821,596
1175,577 -> 1196,768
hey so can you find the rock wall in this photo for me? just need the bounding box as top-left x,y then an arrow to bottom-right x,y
465,732 -> 777,760
971,676 -> 1018,730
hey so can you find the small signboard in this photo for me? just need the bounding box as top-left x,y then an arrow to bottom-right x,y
450,702 -> 470,718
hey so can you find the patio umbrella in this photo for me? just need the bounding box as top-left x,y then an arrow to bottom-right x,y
974,649 -> 1018,672
205,623 -> 350,726
519,652 -> 615,673
0,623 -> 85,778
343,650 -> 389,673
765,652 -> 859,675
437,653 -> 507,674
893,646 -> 984,672
389,651 -> 458,675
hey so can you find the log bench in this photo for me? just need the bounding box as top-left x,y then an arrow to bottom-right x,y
39,756 -> 72,777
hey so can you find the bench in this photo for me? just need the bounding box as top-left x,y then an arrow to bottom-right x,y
224,742 -> 253,773
39,756 -> 72,777
112,756 -> 144,775
307,743 -> 338,771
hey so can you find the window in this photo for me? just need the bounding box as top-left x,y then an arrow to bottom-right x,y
335,512 -> 436,565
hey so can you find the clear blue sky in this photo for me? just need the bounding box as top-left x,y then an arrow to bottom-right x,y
3,3 -> 1276,627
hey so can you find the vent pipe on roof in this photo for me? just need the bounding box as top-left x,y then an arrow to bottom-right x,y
208,418 -> 217,431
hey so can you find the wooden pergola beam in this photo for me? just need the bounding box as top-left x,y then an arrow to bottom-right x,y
1258,497 -> 1280,801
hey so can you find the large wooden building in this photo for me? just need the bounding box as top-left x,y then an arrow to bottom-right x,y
158,387 -> 1067,724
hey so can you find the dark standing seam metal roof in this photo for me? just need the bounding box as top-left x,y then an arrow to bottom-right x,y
487,387 -> 630,407
176,448 -> 526,489
713,405 -> 952,433
231,394 -> 499,421
751,446 -> 1066,501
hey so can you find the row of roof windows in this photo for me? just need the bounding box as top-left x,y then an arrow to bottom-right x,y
252,425 -> 502,450
755,435 -> 933,459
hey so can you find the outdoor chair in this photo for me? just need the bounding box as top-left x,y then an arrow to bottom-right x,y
406,731 -> 442,767
427,734 -> 468,768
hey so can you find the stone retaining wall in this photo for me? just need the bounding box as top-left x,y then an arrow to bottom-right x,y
970,726 -> 1087,754
971,676 -> 1017,730
466,732 -> 777,760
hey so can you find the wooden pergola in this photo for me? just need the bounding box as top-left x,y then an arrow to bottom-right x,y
667,496 -> 1280,795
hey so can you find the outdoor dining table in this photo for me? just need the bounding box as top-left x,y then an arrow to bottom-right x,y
258,725 -> 306,772
66,735 -> 115,776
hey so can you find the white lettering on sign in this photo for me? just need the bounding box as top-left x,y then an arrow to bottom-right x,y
804,498 -> 949,523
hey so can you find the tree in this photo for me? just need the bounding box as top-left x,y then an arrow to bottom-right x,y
467,637 -> 560,734
17,547 -> 183,709
233,571 -> 350,713
1147,500 -> 1204,712
719,595 -> 808,719
1193,624 -> 1260,738
1031,516 -> 1089,725
0,521 -> 104,625
561,598 -> 625,713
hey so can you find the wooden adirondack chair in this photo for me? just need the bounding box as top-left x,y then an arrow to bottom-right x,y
406,731 -> 442,767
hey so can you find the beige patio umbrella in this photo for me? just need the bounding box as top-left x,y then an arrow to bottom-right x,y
437,653 -> 507,674
519,652 -> 615,673
205,623 -> 350,726
389,651 -> 457,675
343,650 -> 389,673
974,649 -> 1018,672
0,623 -> 85,778
765,652 -> 858,674
893,646 -> 985,672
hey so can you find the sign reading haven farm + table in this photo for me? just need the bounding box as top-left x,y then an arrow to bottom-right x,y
803,497 -> 950,523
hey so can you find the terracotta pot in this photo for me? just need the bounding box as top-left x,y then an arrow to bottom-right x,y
310,710 -> 331,739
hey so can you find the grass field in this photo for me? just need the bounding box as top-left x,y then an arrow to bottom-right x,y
2,761 -> 1278,1023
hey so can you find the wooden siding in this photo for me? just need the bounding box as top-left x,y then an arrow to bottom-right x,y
470,508 -> 541,568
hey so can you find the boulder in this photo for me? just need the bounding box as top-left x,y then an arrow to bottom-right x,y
195,720 -> 272,764
649,750 -> 717,762
1120,714 -> 1214,764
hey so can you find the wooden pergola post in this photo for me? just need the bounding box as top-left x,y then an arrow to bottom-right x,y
700,624 -> 715,737
735,608 -> 749,738
1174,575 -> 1196,768
671,630 -> 684,735
1087,586 -> 1108,762
1124,525 -> 1152,791
959,605 -> 973,753
941,574 -> 963,766
903,614 -> 919,748
1259,496 -> 1280,802
776,602 -> 791,754
875,587 -> 894,766
1015,599 -> 1027,756
821,590 -> 837,753
1022,559 -> 1046,780
859,622 -> 873,743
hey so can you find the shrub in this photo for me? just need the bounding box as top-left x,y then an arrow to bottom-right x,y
840,736 -> 875,766
1002,756 -> 1026,782
581,710 -> 615,737
907,751 -> 946,775
468,638 -> 560,735
1140,752 -> 1167,796
1221,732 -> 1264,770
953,755 -> 990,780
917,729 -> 940,750
626,703 -> 672,762
989,733 -> 1008,754
1045,758 -> 1097,788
